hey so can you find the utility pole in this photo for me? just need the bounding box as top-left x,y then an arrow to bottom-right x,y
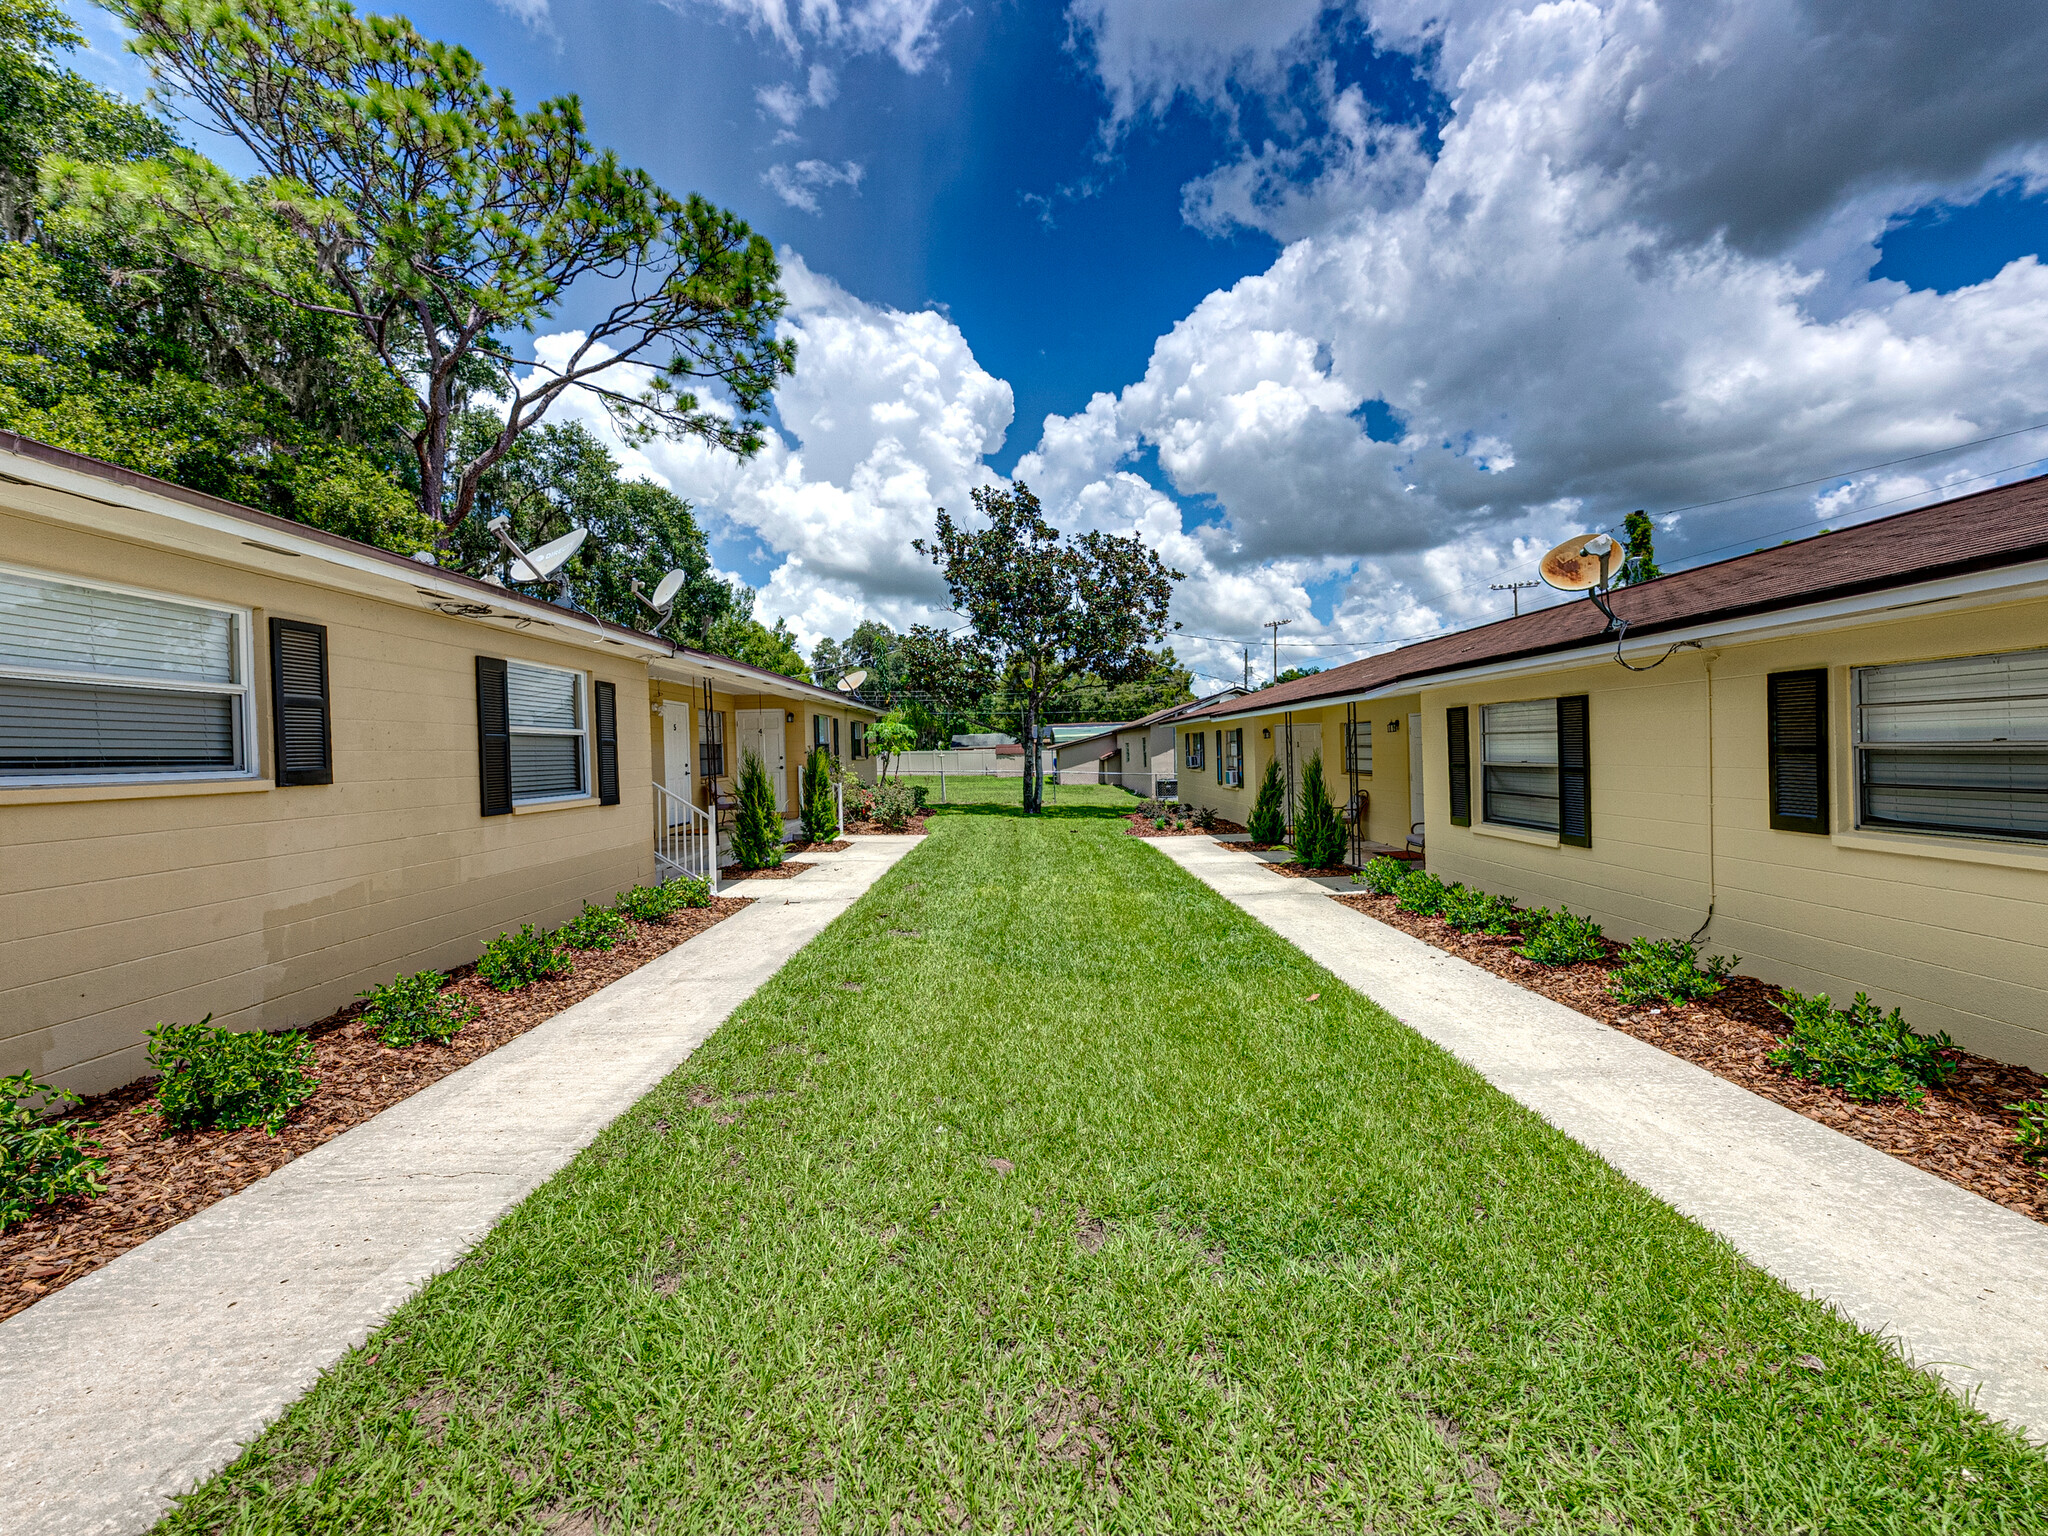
1490,580 -> 1539,617
1263,618 -> 1293,685
1242,647 -> 1250,690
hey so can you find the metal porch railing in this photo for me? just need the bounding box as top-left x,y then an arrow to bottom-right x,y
653,781 -> 718,893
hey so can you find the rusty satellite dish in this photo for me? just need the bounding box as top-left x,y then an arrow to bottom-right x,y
1538,532 -> 1617,592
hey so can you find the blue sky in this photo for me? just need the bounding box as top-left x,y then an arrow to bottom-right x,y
63,1 -> 2048,690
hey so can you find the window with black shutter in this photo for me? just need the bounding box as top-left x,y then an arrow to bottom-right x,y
1446,706 -> 1472,825
1557,694 -> 1591,847
1769,669 -> 1830,834
594,680 -> 619,805
268,618 -> 331,786
476,656 -> 512,816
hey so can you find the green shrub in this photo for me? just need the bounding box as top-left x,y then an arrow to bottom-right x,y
1607,937 -> 1738,1007
1291,751 -> 1348,868
476,924 -> 571,991
1153,816 -> 1168,829
799,745 -> 837,843
148,1016 -> 318,1136
729,746 -> 785,870
558,902 -> 632,951
2,1073 -> 106,1231
1440,884 -> 1519,935
2011,1101 -> 2047,1164
869,780 -> 919,831
357,970 -> 474,1047
614,877 -> 711,920
1768,991 -> 1956,1105
1356,855 -> 1408,896
1395,869 -> 1449,916
1248,757 -> 1287,844
910,785 -> 930,812
1515,909 -> 1606,965
1191,806 -> 1218,832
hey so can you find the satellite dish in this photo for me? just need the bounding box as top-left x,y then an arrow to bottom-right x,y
511,527 -> 587,582
837,668 -> 868,692
1539,533 -> 1617,592
650,569 -> 687,609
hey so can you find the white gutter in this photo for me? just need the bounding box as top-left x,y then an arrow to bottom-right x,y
0,446 -> 673,659
1179,556 -> 2048,723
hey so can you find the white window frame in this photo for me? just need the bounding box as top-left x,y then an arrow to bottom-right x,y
1223,728 -> 1244,788
1481,698 -> 1560,833
506,659 -> 589,806
1853,647 -> 2048,844
0,560 -> 258,788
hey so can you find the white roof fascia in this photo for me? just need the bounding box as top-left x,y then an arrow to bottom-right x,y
0,447 -> 671,659
648,650 -> 875,713
1179,556 -> 2048,721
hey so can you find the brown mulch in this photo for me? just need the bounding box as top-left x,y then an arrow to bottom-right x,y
1264,861 -> 1357,878
784,839 -> 852,854
1334,890 -> 2048,1226
718,861 -> 817,881
1123,813 -> 1209,838
0,896 -> 753,1322
842,816 -> 931,836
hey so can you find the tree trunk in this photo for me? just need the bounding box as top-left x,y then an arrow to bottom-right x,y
1023,692 -> 1040,816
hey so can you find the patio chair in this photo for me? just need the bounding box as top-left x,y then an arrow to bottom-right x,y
1406,820 -> 1426,858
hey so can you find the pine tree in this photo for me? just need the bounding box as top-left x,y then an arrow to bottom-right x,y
799,745 -> 836,843
1618,509 -> 1662,586
730,748 -> 784,870
1292,752 -> 1347,868
1248,756 -> 1287,844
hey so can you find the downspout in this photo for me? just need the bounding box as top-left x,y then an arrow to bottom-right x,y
1690,649 -> 1719,943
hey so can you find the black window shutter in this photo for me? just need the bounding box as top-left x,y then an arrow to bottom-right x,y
1446,706 -> 1471,826
594,680 -> 620,806
268,618 -> 332,786
1558,694 -> 1591,847
476,656 -> 512,817
1768,669 -> 1830,834
1215,730 -> 1223,784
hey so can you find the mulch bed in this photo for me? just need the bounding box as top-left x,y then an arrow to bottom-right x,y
0,896 -> 752,1322
1264,861 -> 1357,878
842,816 -> 931,836
719,861 -> 817,881
1334,890 -> 2048,1226
1126,815 -> 1248,839
784,839 -> 852,854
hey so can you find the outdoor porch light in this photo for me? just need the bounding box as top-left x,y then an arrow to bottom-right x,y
786,711 -> 796,723
1388,719 -> 1400,731
1262,727 -> 1271,738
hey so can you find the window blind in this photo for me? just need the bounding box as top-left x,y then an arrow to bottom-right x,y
0,569 -> 246,779
506,660 -> 584,801
1346,720 -> 1372,774
1481,699 -> 1560,832
1857,649 -> 2048,840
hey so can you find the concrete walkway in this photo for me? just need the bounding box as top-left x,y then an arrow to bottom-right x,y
1151,836 -> 2048,1445
0,839 -> 917,1536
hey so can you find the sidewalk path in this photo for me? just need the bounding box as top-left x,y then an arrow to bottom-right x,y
0,839 -> 918,1536
1151,836 -> 2048,1444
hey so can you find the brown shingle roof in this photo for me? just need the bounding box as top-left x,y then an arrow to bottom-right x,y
1184,472 -> 2048,719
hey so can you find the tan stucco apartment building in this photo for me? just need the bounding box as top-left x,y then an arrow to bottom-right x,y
1175,475 -> 2048,1073
0,434 -> 873,1094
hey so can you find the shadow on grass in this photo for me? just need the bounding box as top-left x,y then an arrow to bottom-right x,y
926,800 -> 1133,822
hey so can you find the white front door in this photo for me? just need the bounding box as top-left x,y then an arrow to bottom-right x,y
1408,712 -> 1425,830
1286,724 -> 1324,824
661,700 -> 692,808
734,708 -> 788,812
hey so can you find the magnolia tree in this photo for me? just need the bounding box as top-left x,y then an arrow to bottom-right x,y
916,484 -> 1180,816
51,0 -> 793,545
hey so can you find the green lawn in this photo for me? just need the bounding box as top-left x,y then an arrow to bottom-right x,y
164,803 -> 2045,1533
883,772 -> 1141,811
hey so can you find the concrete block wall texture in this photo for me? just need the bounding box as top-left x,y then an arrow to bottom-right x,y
0,510 -> 656,1095
1421,594 -> 2048,1073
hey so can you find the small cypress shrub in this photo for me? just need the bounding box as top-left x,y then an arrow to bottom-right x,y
1356,855 -> 1408,895
1606,937 -> 1738,1007
799,745 -> 837,843
476,924 -> 571,991
1248,757 -> 1287,844
558,902 -> 633,951
2,1073 -> 106,1230
730,747 -> 784,870
148,1017 -> 318,1135
1515,909 -> 1605,965
357,970 -> 475,1047
1291,751 -> 1347,868
1768,991 -> 1956,1105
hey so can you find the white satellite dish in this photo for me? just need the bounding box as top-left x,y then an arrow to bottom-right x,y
511,527 -> 587,582
837,668 -> 868,693
650,569 -> 687,609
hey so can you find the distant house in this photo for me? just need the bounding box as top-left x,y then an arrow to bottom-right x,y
1056,691 -> 1247,794
1173,474 -> 2048,1073
0,432 -> 876,1093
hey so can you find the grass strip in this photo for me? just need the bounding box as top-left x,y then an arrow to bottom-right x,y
162,791 -> 2046,1533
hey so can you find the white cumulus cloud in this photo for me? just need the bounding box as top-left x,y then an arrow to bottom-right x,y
665,0 -> 951,73
763,158 -> 866,213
